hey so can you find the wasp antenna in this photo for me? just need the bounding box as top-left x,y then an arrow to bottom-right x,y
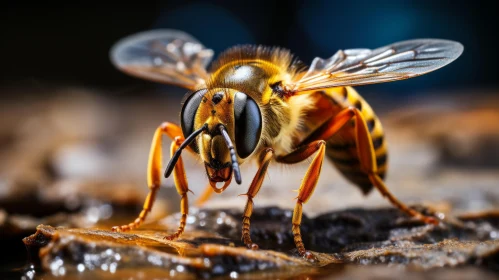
219,125 -> 242,184
164,124 -> 208,178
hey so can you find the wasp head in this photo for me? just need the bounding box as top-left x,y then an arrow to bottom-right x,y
165,88 -> 263,193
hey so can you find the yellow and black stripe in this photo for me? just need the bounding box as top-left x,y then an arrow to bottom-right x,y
323,86 -> 388,195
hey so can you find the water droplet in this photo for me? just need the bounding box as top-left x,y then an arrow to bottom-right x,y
187,216 -> 196,224
203,258 -> 211,267
86,207 -> 100,223
153,57 -> 163,66
99,204 -> 113,219
199,211 -> 207,219
109,262 -> 117,273
147,255 -> 163,266
58,267 -> 66,276
50,258 -> 63,272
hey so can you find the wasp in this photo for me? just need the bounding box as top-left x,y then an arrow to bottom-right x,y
109,29 -> 463,259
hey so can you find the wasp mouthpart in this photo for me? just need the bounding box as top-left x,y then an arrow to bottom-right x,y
205,162 -> 232,182
205,163 -> 233,193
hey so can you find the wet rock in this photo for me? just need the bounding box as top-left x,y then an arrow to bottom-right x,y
168,207 -> 311,252
170,207 -> 499,254
22,207 -> 499,278
343,239 -> 499,268
24,225 -> 317,279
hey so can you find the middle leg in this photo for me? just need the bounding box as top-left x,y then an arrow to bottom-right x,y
276,140 -> 326,260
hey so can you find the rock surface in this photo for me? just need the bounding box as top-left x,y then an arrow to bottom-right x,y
20,206 -> 499,279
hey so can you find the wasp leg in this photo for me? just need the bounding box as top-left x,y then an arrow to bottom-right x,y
276,140 -> 326,260
112,122 -> 194,233
163,136 -> 192,240
350,108 -> 439,225
300,106 -> 438,225
240,148 -> 274,250
300,107 -> 360,144
194,184 -> 214,207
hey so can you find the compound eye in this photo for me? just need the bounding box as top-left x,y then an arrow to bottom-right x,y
181,89 -> 207,139
233,92 -> 262,158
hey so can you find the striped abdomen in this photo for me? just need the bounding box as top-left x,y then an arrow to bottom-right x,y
299,87 -> 388,194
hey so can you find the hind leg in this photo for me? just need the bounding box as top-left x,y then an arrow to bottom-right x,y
276,107 -> 438,260
350,108 -> 438,224
297,106 -> 437,225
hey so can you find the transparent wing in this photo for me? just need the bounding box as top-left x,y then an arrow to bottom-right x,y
286,39 -> 463,92
110,29 -> 214,90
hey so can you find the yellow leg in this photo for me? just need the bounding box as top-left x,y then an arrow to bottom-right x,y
351,108 -> 438,225
112,122 -> 194,235
164,136 -> 191,240
240,148 -> 274,249
297,106 -> 438,224
277,141 -> 326,260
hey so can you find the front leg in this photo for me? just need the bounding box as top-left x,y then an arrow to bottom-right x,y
164,136 -> 191,240
276,140 -> 326,261
112,122 -> 194,237
240,148 -> 274,249
112,122 -> 184,232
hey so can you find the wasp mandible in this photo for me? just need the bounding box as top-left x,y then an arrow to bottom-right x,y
109,29 -> 463,259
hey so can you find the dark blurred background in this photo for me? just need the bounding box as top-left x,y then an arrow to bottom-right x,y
1,0 -> 497,99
